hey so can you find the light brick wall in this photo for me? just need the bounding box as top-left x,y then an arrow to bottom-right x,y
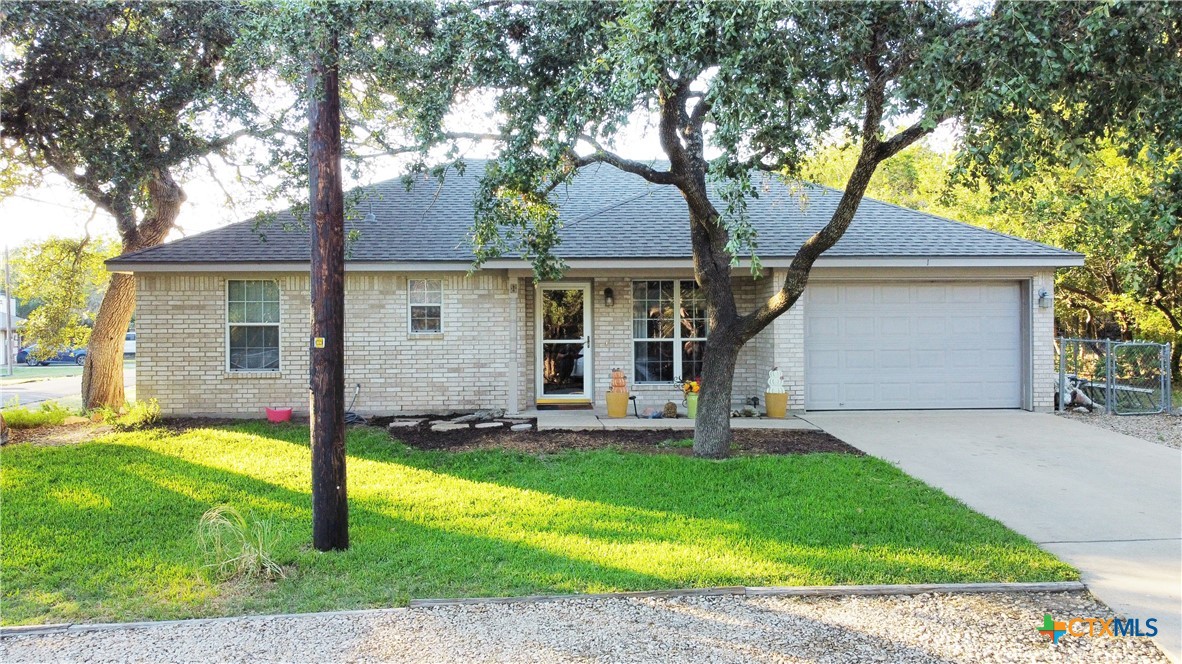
763,269 -> 807,411
137,271 -> 517,417
1032,270 -> 1056,412
137,268 -> 1057,416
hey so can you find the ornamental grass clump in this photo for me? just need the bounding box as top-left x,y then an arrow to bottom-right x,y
197,505 -> 287,581
1,399 -> 72,429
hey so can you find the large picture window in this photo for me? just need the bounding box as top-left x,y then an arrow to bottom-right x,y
408,279 -> 443,333
227,280 -> 280,371
632,280 -> 708,383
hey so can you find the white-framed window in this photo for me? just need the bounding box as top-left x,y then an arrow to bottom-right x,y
632,280 -> 708,383
226,280 -> 280,371
408,278 -> 443,333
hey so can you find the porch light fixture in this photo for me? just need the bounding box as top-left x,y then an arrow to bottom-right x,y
1038,289 -> 1051,309
604,287 -> 615,307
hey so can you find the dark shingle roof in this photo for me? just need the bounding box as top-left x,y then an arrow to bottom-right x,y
109,160 -> 1078,266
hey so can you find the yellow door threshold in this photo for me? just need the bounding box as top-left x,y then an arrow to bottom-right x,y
536,398 -> 593,410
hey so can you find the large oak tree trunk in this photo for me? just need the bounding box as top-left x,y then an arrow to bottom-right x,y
81,273 -> 136,408
693,326 -> 743,458
684,184 -> 745,458
82,173 -> 184,410
308,24 -> 349,552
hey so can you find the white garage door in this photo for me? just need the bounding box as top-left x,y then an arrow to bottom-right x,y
805,282 -> 1023,410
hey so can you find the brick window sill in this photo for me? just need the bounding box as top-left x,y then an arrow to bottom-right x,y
224,371 -> 283,379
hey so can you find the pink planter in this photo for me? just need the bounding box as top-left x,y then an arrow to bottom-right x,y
265,407 -> 293,423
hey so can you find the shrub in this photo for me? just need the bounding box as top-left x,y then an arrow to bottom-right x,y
108,399 -> 160,431
197,505 -> 287,581
1,399 -> 72,429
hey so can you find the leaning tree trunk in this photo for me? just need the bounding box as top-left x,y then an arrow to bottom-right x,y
81,273 -> 137,408
81,173 -> 184,410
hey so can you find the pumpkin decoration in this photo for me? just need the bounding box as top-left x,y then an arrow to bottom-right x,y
606,367 -> 630,418
609,368 -> 628,393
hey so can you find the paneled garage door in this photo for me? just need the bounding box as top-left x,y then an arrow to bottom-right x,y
805,282 -> 1023,410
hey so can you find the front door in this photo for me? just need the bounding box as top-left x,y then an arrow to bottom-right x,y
537,283 -> 591,403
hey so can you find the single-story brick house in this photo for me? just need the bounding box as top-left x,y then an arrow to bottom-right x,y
107,161 -> 1082,417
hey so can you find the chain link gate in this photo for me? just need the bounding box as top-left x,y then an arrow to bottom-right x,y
1057,338 -> 1173,415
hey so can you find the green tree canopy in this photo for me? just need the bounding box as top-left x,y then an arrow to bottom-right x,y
458,0 -> 1180,456
12,237 -> 119,361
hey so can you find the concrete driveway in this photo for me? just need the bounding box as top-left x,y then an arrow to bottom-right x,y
802,410 -> 1182,662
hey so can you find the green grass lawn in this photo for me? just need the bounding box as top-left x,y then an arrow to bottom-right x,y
0,423 -> 1076,625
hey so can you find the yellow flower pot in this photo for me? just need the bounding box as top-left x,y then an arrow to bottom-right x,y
765,392 -> 788,419
605,391 -> 630,418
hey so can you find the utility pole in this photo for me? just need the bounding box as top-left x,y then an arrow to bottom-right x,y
3,245 -> 13,377
307,17 -> 348,551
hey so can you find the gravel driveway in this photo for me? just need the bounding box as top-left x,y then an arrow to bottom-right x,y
2,591 -> 1166,663
1058,411 -> 1181,449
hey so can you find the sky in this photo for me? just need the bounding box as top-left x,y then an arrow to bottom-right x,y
0,112 -> 959,251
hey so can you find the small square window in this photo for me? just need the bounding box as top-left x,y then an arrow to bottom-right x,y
408,279 -> 443,333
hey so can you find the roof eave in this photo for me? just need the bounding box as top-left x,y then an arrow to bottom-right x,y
107,253 -> 1085,274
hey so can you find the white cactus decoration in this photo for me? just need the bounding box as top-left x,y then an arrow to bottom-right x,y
766,367 -> 786,394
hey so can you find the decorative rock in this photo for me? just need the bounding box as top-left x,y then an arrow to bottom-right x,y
452,409 -> 508,424
475,422 -> 504,429
431,423 -> 469,432
510,423 -> 533,431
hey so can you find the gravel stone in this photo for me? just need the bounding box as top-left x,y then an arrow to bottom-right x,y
1059,411 -> 1181,449
0,591 -> 1166,663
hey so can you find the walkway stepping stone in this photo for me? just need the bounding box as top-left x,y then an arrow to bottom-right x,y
510,423 -> 533,431
387,420 -> 422,429
431,423 -> 468,432
475,422 -> 504,429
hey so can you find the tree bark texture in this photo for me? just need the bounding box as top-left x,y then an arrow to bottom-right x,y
81,172 -> 184,410
308,27 -> 349,552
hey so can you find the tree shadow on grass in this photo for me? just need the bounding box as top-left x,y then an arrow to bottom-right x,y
1,441 -> 672,625
343,427 -> 1076,585
269,425 -> 1076,587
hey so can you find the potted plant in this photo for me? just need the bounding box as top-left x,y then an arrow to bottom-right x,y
765,367 -> 788,418
679,378 -> 700,418
606,368 -> 630,418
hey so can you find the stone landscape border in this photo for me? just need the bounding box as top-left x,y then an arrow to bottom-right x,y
0,581 -> 1086,638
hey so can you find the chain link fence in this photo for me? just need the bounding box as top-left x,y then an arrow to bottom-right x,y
1057,338 -> 1173,415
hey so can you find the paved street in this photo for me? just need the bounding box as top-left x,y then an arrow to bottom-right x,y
0,366 -> 135,409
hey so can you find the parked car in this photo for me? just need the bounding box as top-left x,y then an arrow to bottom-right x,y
17,344 -> 87,366
124,331 -> 136,357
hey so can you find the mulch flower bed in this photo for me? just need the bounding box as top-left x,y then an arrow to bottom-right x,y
384,420 -> 862,457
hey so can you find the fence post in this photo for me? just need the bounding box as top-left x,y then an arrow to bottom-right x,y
1105,338 -> 1114,414
1165,342 -> 1173,414
1058,337 -> 1067,411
